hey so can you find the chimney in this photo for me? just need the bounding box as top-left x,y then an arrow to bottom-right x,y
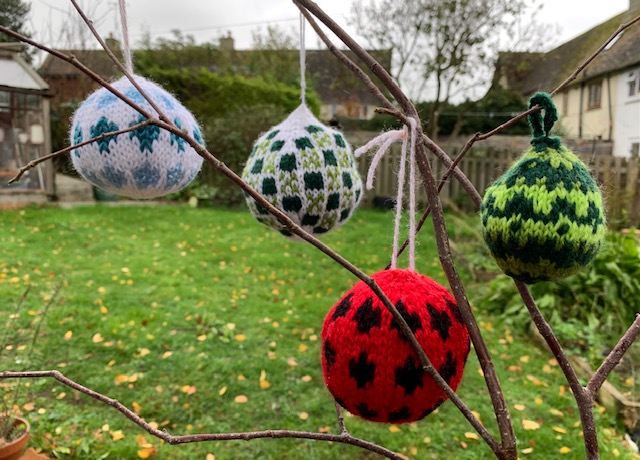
219,31 -> 234,53
105,32 -> 121,52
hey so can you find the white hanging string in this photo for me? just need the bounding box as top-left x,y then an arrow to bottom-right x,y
407,118 -> 418,271
355,118 -> 419,270
299,13 -> 306,105
118,0 -> 134,73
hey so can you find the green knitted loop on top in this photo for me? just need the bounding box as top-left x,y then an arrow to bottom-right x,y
528,92 -> 562,152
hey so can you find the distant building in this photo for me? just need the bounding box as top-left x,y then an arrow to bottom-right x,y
39,34 -> 123,111
491,0 -> 640,157
40,34 -> 391,123
0,43 -> 53,204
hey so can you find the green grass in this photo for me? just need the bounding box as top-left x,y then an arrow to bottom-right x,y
0,205 -> 635,459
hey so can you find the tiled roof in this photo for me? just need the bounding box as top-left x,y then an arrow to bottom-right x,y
493,9 -> 640,96
39,45 -> 392,106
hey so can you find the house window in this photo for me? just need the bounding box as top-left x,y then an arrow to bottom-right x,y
627,69 -> 640,97
587,81 -> 602,110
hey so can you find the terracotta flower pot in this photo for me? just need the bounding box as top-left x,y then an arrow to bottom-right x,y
0,417 -> 30,460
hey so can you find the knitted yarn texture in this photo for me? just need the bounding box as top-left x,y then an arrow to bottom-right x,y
70,75 -> 204,199
321,269 -> 470,423
242,104 -> 363,238
481,93 -> 606,283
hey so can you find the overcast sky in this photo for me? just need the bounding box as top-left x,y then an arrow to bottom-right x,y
28,0 -> 631,51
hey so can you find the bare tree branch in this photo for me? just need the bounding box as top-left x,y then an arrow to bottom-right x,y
8,120 -> 153,184
587,314 -> 640,397
0,371 -> 404,460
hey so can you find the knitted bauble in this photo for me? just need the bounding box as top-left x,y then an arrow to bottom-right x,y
321,269 -> 470,424
241,104 -> 363,238
70,76 -> 204,199
480,93 -> 606,284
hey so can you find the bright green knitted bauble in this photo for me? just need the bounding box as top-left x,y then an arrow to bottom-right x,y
480,93 -> 606,284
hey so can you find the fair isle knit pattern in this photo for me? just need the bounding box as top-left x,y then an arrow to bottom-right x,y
242,104 -> 363,238
70,76 -> 204,199
481,146 -> 606,284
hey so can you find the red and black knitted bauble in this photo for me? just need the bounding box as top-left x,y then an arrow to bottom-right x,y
321,269 -> 470,423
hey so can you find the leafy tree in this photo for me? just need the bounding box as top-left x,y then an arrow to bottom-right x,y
350,0 -> 550,138
0,0 -> 30,41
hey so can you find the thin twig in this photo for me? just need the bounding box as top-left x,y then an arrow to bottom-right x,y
413,135 -> 516,460
295,2 -> 514,457
0,26 -> 155,122
334,401 -> 348,435
551,14 -> 640,96
515,282 -> 599,459
0,371 -> 403,460
69,0 -> 172,125
587,314 -> 640,397
298,6 -> 397,114
8,120 -> 153,184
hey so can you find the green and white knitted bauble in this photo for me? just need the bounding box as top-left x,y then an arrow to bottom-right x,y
242,104 -> 363,238
480,92 -> 606,284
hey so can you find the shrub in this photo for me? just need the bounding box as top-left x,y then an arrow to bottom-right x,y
480,231 -> 640,349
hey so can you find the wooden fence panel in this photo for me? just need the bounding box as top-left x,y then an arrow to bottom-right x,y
353,139 -> 640,227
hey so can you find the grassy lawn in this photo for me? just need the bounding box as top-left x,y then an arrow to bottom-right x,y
0,205 -> 635,459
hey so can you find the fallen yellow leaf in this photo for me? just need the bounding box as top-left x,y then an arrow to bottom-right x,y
138,348 -> 151,357
218,386 -> 227,396
389,425 -> 401,433
299,412 -> 309,421
110,430 -> 125,441
137,446 -> 156,458
301,375 -> 312,383
22,402 -> 35,411
464,432 -> 479,440
235,334 -> 246,342
180,385 -> 196,395
92,333 -> 104,343
64,330 -> 73,341
552,426 -> 567,434
298,344 -> 308,352
235,395 -> 248,403
514,404 -> 525,411
522,447 -> 534,454
287,357 -> 298,367
132,401 -> 142,414
206,454 -> 215,460
522,419 -> 541,430
559,446 -> 571,454
259,380 -> 271,390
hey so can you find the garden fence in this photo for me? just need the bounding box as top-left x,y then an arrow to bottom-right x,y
348,132 -> 640,227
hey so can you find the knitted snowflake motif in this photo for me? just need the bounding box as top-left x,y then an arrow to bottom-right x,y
242,104 -> 363,238
322,269 -> 470,423
70,76 -> 204,199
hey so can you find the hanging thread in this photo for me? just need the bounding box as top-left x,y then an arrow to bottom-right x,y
299,13 -> 307,105
355,118 -> 419,270
118,0 -> 134,73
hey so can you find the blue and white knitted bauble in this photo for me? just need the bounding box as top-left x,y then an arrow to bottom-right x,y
70,75 -> 204,199
242,104 -> 363,238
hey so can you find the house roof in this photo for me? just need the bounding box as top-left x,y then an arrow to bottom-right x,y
39,44 -> 123,80
0,43 -> 49,92
493,7 -> 640,96
306,49 -> 392,106
39,43 -> 392,107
